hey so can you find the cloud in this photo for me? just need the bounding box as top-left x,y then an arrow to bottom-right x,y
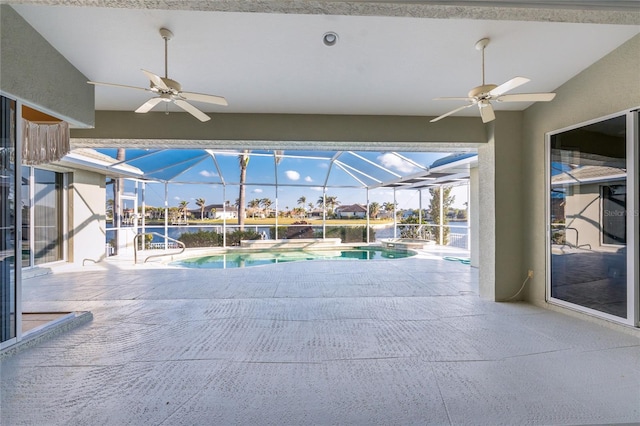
199,170 -> 218,178
252,188 -> 263,194
173,196 -> 181,200
377,153 -> 418,174
310,186 -> 324,192
285,170 -> 300,181
304,176 -> 313,182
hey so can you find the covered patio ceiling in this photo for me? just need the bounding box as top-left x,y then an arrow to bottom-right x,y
89,148 -> 477,190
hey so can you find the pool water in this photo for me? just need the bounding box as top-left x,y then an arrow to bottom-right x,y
170,247 -> 416,269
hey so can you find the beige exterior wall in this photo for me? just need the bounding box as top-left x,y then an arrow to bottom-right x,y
478,112 -> 526,300
68,170 -> 106,264
522,34 -> 640,304
0,5 -> 94,127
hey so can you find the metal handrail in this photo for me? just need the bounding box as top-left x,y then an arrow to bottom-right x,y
133,232 -> 185,264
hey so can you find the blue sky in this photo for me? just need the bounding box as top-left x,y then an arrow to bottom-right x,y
104,149 -> 470,211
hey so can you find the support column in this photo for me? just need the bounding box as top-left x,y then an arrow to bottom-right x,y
393,188 -> 397,238
141,181 -> 146,235
470,167 -> 480,268
164,182 -> 168,250
466,181 -> 471,251
477,112 -> 524,301
222,185 -> 227,247
322,188 -> 326,239
439,185 -> 444,245
275,187 -> 279,240
366,188 -> 370,243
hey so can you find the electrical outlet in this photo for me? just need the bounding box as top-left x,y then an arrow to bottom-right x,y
527,269 -> 534,278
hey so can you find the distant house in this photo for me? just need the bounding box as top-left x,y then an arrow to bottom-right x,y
308,208 -> 324,218
335,204 -> 367,219
189,203 -> 236,220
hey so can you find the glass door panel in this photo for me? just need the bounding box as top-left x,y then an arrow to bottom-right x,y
549,114 -> 631,321
0,96 -> 17,343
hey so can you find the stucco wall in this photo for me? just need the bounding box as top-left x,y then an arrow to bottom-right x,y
68,170 -> 106,264
0,5 -> 94,127
522,34 -> 640,304
479,112 -> 525,300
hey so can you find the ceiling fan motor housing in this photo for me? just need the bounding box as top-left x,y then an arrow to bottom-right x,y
155,77 -> 181,93
468,84 -> 497,99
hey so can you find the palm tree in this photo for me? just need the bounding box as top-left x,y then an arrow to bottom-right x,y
238,150 -> 250,229
196,198 -> 206,220
369,201 -> 381,219
317,195 -> 339,216
248,198 -> 261,218
297,196 -> 307,218
179,200 -> 189,222
261,198 -> 273,217
383,201 -> 396,212
308,202 -> 314,212
429,186 -> 454,245
325,195 -> 339,215
169,206 -> 180,223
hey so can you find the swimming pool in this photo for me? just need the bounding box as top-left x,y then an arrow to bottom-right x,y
170,246 -> 416,269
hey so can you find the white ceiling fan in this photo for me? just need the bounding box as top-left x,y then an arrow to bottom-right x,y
88,28 -> 228,122
430,37 -> 556,124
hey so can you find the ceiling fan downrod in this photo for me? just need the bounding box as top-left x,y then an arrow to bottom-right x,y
475,37 -> 490,86
159,28 -> 173,79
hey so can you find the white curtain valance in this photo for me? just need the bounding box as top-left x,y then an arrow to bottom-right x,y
22,119 -> 70,165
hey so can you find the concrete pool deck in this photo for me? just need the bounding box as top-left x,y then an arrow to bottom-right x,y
2,246 -> 639,425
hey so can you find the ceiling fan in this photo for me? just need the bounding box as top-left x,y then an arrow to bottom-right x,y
88,28 -> 227,122
430,37 -> 555,124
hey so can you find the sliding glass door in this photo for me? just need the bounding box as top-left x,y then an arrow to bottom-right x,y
1,96 -> 17,344
548,110 -> 638,326
20,166 -> 64,267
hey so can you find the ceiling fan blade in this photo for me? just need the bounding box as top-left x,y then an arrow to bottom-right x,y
141,69 -> 170,90
430,103 -> 475,123
180,91 -> 228,106
489,76 -> 530,98
135,97 -> 165,113
479,101 -> 495,123
88,81 -> 150,92
496,93 -> 556,102
174,99 -> 211,122
433,97 -> 474,101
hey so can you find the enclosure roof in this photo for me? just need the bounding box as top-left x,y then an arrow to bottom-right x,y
86,148 -> 477,189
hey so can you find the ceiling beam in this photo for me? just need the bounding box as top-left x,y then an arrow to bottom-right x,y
71,111 -> 492,149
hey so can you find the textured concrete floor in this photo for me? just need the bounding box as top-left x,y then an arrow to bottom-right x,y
2,248 -> 639,425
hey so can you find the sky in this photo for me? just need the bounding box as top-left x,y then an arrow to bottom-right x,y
103,149 -> 471,212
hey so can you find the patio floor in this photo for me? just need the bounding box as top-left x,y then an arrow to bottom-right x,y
2,247 -> 639,425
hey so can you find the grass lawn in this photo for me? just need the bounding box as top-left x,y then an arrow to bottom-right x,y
117,218 -> 395,226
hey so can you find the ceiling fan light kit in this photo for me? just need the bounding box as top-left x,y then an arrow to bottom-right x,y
430,37 -> 556,124
88,27 -> 228,122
